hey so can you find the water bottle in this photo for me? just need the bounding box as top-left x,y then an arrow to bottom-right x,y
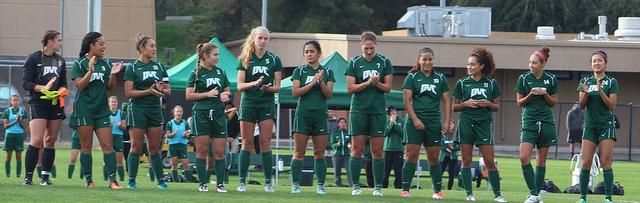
277,159 -> 284,171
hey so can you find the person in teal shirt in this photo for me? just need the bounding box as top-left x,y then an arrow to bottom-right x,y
3,95 -> 27,178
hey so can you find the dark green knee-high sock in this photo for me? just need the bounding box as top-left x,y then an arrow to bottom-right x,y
150,154 -> 165,184
80,163 -> 84,179
522,164 -> 537,195
68,164 -> 75,179
127,152 -> 140,183
215,160 -> 226,187
261,151 -> 273,185
36,166 -> 42,178
51,165 -> 56,178
80,153 -> 93,182
535,166 -> 546,194
117,166 -> 125,181
171,170 -> 179,182
184,170 -> 193,182
315,158 -> 327,186
349,157 -> 363,187
402,161 -> 417,192
238,150 -> 250,184
291,159 -> 302,185
148,167 -> 155,181
461,168 -> 473,195
603,169 -> 614,201
429,164 -> 443,193
488,170 -> 502,198
196,158 -> 208,184
104,152 -> 117,182
372,158 -> 384,189
103,165 -> 108,181
5,160 -> 10,177
579,169 -> 590,200
16,160 -> 21,177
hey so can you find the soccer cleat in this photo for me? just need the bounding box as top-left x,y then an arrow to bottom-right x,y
216,185 -> 227,193
372,189 -> 384,196
316,186 -> 327,195
109,181 -> 123,190
604,199 -> 613,203
237,183 -> 247,192
23,177 -> 33,185
199,183 -> 209,192
291,185 -> 301,194
351,185 -> 361,196
467,195 -> 477,201
576,199 -> 587,203
40,177 -> 53,186
494,195 -> 508,202
400,191 -> 411,198
264,184 -> 274,192
85,181 -> 95,188
432,191 -> 444,200
126,182 -> 138,189
157,182 -> 169,190
524,195 -> 540,203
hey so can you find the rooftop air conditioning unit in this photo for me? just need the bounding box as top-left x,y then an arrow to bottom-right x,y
614,17 -> 640,41
397,6 -> 491,38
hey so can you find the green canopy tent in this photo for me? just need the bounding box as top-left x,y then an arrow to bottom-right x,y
167,37 -> 239,91
278,52 -> 405,110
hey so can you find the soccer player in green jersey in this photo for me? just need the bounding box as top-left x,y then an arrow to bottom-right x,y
576,51 -> 619,203
345,31 -> 394,197
70,32 -> 124,189
186,42 -> 232,192
3,95 -> 27,178
400,47 -> 451,200
124,34 -> 171,190
290,40 -> 335,195
236,26 -> 282,192
453,48 -> 507,202
516,47 -> 558,203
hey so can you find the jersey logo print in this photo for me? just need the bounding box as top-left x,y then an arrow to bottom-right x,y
142,71 -> 159,81
362,70 -> 379,80
152,65 -> 158,70
587,85 -> 600,92
544,79 -> 549,84
305,76 -> 315,84
265,58 -> 270,64
90,72 -> 105,83
43,66 -> 59,76
434,79 -> 439,83
601,80 -> 609,86
252,66 -> 270,76
420,84 -> 437,94
206,78 -> 221,88
470,88 -> 487,98
376,63 -> 381,69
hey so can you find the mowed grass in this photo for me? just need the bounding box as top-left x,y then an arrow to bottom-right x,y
0,148 -> 638,203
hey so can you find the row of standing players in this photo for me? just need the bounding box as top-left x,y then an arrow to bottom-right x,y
17,27 -> 618,203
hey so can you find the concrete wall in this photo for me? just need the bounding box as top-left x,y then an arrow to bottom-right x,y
0,0 -> 155,59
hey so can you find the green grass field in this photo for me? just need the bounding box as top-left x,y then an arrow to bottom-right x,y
0,148 -> 637,203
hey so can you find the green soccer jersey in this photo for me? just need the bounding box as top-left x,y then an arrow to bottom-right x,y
515,71 -> 559,123
291,64 -> 335,117
576,75 -> 619,128
123,60 -> 169,109
344,54 -> 394,114
453,76 -> 501,123
188,66 -> 230,111
71,57 -> 112,118
402,71 -> 450,124
237,51 -> 283,109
